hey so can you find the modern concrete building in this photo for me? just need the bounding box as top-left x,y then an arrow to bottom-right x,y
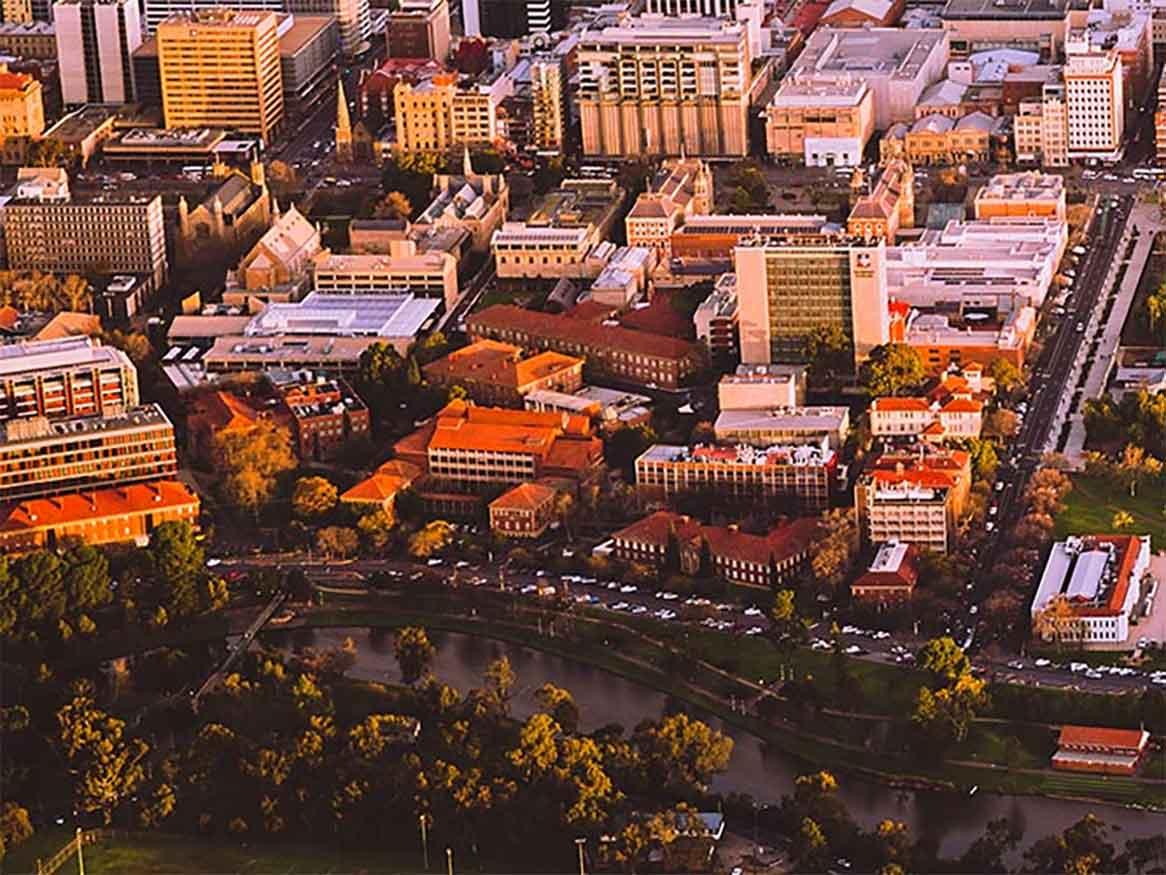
157,9 -> 285,143
0,22 -> 56,60
713,405 -> 851,450
387,0 -> 450,61
278,14 -> 339,120
311,245 -> 459,310
575,17 -> 753,158
0,337 -> 138,422
940,0 -> 1073,58
53,0 -> 141,105
718,363 -> 807,410
1063,50 -> 1124,161
530,54 -> 565,151
735,231 -> 889,368
286,0 -> 370,57
974,171 -> 1066,221
1013,80 -> 1069,167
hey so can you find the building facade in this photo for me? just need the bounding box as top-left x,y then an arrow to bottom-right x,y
854,447 -> 971,554
765,77 -> 875,167
53,0 -> 141,105
488,481 -> 557,538
387,0 -> 450,60
422,339 -> 584,407
0,337 -> 138,422
1063,51 -> 1123,161
0,64 -> 43,164
311,247 -> 458,310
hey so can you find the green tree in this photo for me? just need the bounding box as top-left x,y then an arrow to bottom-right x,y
792,817 -> 830,870
0,803 -> 33,861
13,550 -> 65,623
315,526 -> 358,559
802,323 -> 852,380
356,508 -> 395,551
56,695 -> 148,825
808,509 -> 858,594
916,636 -> 971,685
372,190 -> 412,220
604,425 -> 657,478
149,521 -> 205,616
394,626 -> 435,685
62,545 -> 112,612
987,358 -> 1023,395
911,673 -> 988,744
407,520 -> 454,559
1021,815 -> 1116,875
534,682 -> 580,734
412,331 -> 450,365
292,476 -> 339,520
859,344 -> 926,397
967,438 -> 1000,482
632,712 -> 733,796
1146,282 -> 1166,343
213,419 -> 297,516
770,589 -> 808,654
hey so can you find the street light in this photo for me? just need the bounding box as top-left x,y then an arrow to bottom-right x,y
419,813 -> 430,871
446,846 -> 454,875
575,837 -> 587,875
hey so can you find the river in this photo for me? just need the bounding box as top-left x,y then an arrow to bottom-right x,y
268,626 -> 1165,860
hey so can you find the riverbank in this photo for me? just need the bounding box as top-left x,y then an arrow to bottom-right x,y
270,591 -> 1166,811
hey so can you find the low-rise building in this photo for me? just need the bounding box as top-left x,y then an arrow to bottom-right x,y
820,0 -> 903,26
610,510 -> 821,588
1031,534 -> 1152,647
887,110 -> 1002,165
488,480 -> 558,538
974,171 -> 1065,221
524,385 -> 653,433
235,204 -> 322,293
1051,726 -> 1150,776
851,540 -> 918,601
870,389 -> 983,441
413,153 -> 508,253
854,447 -> 971,553
635,438 -> 837,511
311,245 -> 459,310
766,76 -> 875,167
847,159 -> 914,242
467,304 -> 705,391
625,157 -> 714,259
0,63 -> 43,165
0,336 -> 138,422
423,339 -> 583,407
0,22 -> 57,61
893,303 -> 1036,372
718,363 -> 807,410
340,459 -> 421,514
693,273 -> 739,361
714,406 -> 850,450
269,369 -> 370,461
0,479 -> 199,552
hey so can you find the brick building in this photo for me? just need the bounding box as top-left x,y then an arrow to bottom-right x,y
488,481 -> 558,538
854,447 -> 971,554
850,540 -> 918,601
269,370 -> 370,461
422,339 -> 584,407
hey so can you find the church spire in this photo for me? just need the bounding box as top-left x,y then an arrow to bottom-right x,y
462,144 -> 473,178
335,81 -> 353,163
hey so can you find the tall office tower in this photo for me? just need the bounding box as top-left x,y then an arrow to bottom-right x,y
53,0 -> 142,105
0,0 -> 33,23
530,54 -> 564,150
287,0 -> 370,57
1064,50 -> 1124,162
157,9 -> 285,143
141,0 -> 280,35
735,232 -> 889,368
474,0 -> 566,38
462,0 -> 480,36
576,17 -> 751,158
387,0 -> 450,60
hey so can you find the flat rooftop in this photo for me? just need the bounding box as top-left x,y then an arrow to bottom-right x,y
0,336 -> 131,377
0,403 -> 169,448
245,292 -> 440,338
941,0 -> 1071,20
714,407 -> 849,432
640,440 -> 834,467
791,27 -> 948,79
580,15 -> 747,47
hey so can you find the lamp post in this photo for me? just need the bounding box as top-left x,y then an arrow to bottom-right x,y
419,813 -> 430,871
575,837 -> 587,875
446,846 -> 454,875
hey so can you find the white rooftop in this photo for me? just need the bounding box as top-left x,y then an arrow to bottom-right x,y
244,293 -> 439,338
0,336 -> 132,377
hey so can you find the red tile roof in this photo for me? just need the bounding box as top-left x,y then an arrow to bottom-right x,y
873,397 -> 931,412
0,480 -> 198,533
613,511 -> 819,568
1057,725 -> 1149,752
490,481 -> 557,511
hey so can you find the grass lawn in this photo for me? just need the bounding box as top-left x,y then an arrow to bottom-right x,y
1056,475 -> 1166,545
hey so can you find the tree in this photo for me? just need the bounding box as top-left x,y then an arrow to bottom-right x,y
960,817 -> 1022,874
149,521 -> 205,617
966,438 -> 1000,482
987,358 -> 1023,395
315,526 -> 358,559
1125,834 -> 1166,875
808,509 -> 858,594
632,713 -> 733,796
793,816 -> 830,870
62,545 -> 112,612
859,344 -> 926,397
412,331 -> 450,366
770,589 -> 808,654
605,424 -> 656,479
983,409 -> 1019,440
213,420 -> 296,516
801,323 -> 852,380
1112,510 -> 1135,530
394,626 -> 434,685
13,550 -> 65,623
102,329 -> 151,365
483,655 -> 516,714
1032,594 -> 1079,643
911,672 -> 988,745
356,508 -> 395,551
56,695 -> 148,825
408,520 -> 454,559
1021,815 -> 1116,875
1146,282 -> 1166,343
0,803 -> 32,861
1117,443 -> 1163,497
292,476 -> 339,520
534,683 -> 580,733
268,160 -> 296,184
373,190 -> 412,220
916,636 -> 971,685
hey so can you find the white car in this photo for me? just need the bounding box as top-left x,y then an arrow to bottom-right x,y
744,606 -> 763,617
661,592 -> 679,601
1034,658 -> 1052,668
630,605 -> 648,615
744,626 -> 764,636
811,639 -> 831,651
619,584 -> 638,594
610,601 -> 629,611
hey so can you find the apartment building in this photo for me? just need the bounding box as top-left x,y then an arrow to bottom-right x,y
393,68 -> 509,152
394,399 -> 603,490
466,304 -> 705,391
766,77 -> 874,167
974,171 -> 1065,221
422,339 -> 583,407
311,246 -> 458,310
734,232 -> 889,368
635,439 -> 836,511
610,510 -> 820,588
0,64 -> 42,165
387,0 -> 450,60
488,481 -> 558,539
694,273 -> 740,361
54,0 -> 141,105
0,337 -> 137,422
0,479 -> 199,552
625,156 -> 714,259
575,17 -> 752,158
2,170 -> 168,293
530,55 -> 565,151
854,447 -> 972,554
158,9 -> 285,143
1013,80 -> 1069,167
0,404 -> 178,502
1063,51 -> 1124,161
1066,9 -> 1152,103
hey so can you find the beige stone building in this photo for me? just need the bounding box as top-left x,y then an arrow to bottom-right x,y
624,156 -> 713,259
575,17 -> 752,158
393,68 -> 509,152
1063,50 -> 1123,161
311,244 -> 459,310
765,76 -> 874,167
0,64 -> 43,165
1013,81 -> 1069,167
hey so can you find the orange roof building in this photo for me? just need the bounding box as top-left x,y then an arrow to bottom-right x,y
851,540 -> 918,601
422,339 -> 584,408
854,447 -> 972,554
611,510 -> 820,589
0,479 -> 199,552
340,459 -> 422,514
1052,725 -> 1150,776
488,481 -> 559,539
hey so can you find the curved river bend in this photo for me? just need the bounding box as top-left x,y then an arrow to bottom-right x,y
268,626 -> 1164,859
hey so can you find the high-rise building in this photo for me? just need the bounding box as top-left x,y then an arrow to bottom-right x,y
387,0 -> 450,60
0,0 -> 33,23
472,0 -> 566,38
735,231 -> 889,368
0,337 -> 138,422
1013,80 -> 1069,167
287,0 -> 370,57
158,9 -> 285,143
393,68 -> 507,152
53,0 -> 141,106
0,63 -> 43,165
1157,65 -> 1166,163
2,168 -> 168,292
1064,50 -> 1124,161
576,17 -> 752,158
141,0 -> 280,34
530,54 -> 564,151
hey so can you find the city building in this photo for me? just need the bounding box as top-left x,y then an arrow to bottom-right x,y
1051,726 -> 1150,776
488,480 -> 558,538
278,14 -> 340,119
939,0 -> 1073,58
1157,65 -> 1166,162
718,363 -> 807,410
1013,80 -> 1069,167
670,213 -> 830,260
422,339 -> 584,407
394,399 -> 603,491
285,0 -> 370,57
157,9 -> 285,144
2,168 -> 167,293
713,405 -> 850,450
693,273 -> 739,361
530,54 -> 565,151
882,110 -> 1003,165
176,163 -> 272,263
0,63 -> 42,164
635,438 -> 837,511
387,0 -> 450,60
413,152 -> 508,253
625,156 -> 714,259
854,447 -> 972,553
311,246 -> 459,310
870,394 -> 982,441
765,76 -> 875,167
610,511 -> 820,588
0,404 -> 178,502
820,0 -> 903,26
1066,8 -> 1152,101
236,204 -> 322,292
269,369 -> 370,461
0,479 -> 199,552
1063,51 -> 1123,161
340,458 -> 421,515
851,540 -> 919,601
847,160 -> 914,242
575,17 -> 753,158
974,171 -> 1066,221
53,0 -> 142,105
467,304 -> 705,390
0,22 -> 56,60
894,303 -> 1037,371
588,246 -> 655,309
1031,534 -> 1152,647
734,232 -> 889,368
782,28 -> 949,130
0,336 -> 138,422
524,385 -> 653,432
393,67 -> 511,152
467,0 -> 567,39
